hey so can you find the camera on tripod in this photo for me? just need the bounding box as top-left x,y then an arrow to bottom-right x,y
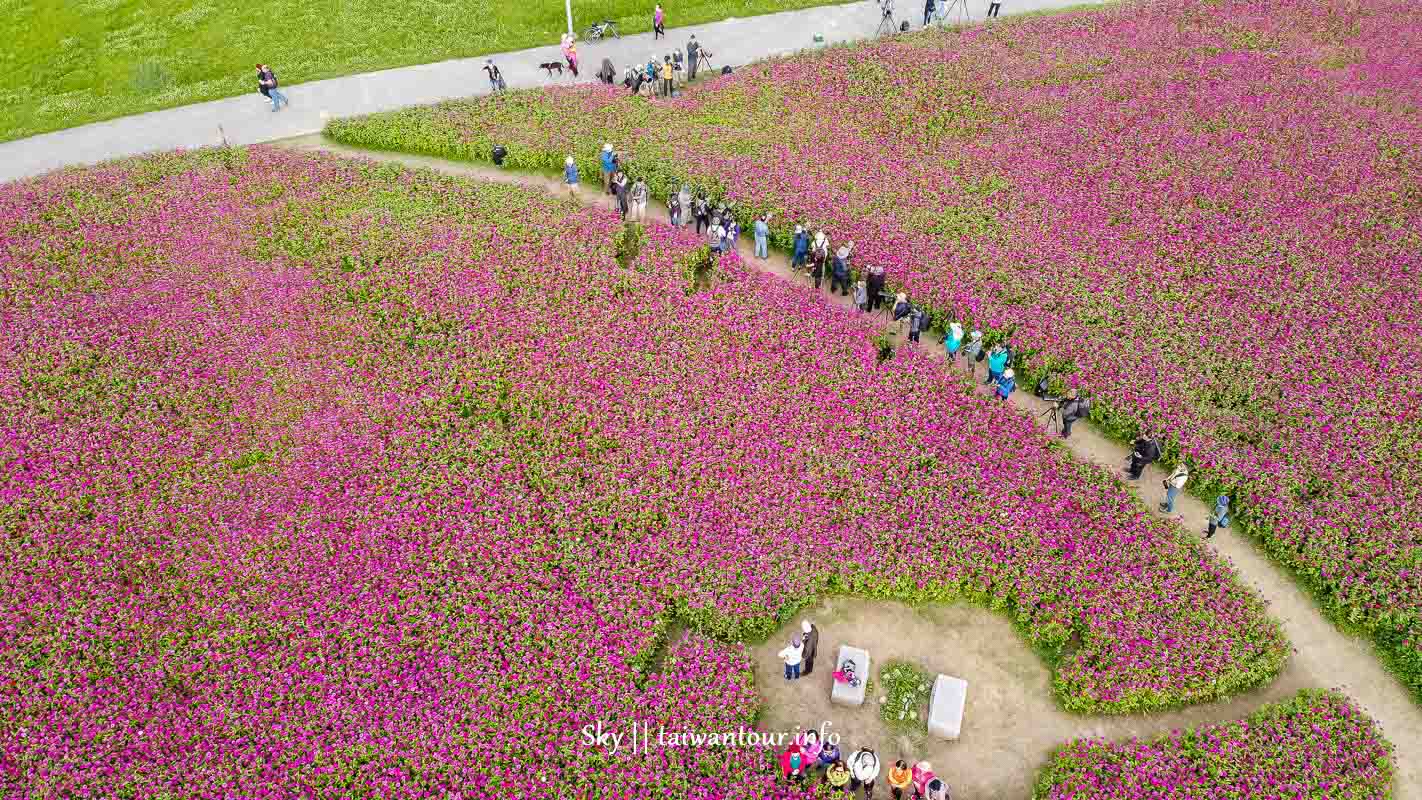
879,0 -> 894,18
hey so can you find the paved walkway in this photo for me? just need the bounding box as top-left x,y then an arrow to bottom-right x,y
274,134 -> 1421,799
1,0 -> 1106,184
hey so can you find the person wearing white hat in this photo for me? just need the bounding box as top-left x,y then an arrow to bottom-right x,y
563,156 -> 579,199
809,231 -> 830,289
791,225 -> 809,270
777,635 -> 804,680
963,330 -> 984,375
800,619 -> 820,675
944,321 -> 965,361
830,242 -> 855,296
995,367 -> 1017,401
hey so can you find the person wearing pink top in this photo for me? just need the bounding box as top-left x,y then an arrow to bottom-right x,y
654,4 -> 666,38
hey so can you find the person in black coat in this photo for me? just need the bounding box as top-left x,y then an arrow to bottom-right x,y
1126,432 -> 1161,479
800,620 -> 819,676
1057,389 -> 1091,439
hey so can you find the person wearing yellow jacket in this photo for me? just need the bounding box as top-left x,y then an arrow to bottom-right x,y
825,758 -> 851,792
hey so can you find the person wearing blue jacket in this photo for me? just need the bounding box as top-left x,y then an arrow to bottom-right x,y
791,225 -> 809,271
830,243 -> 854,296
985,343 -> 1010,385
563,156 -> 579,199
1206,495 -> 1231,539
995,368 -> 1016,401
753,213 -> 773,259
599,144 -> 616,193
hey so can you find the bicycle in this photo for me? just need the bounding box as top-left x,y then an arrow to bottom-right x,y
583,20 -> 621,41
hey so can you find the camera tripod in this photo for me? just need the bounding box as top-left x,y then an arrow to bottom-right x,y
936,0 -> 971,25
876,1 -> 898,36
1038,403 -> 1061,433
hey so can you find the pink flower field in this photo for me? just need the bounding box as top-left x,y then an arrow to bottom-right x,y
0,147 -> 1320,795
327,0 -> 1422,699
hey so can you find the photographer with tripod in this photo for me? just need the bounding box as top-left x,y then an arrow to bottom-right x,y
1055,388 -> 1090,439
876,0 -> 897,36
1125,431 -> 1161,480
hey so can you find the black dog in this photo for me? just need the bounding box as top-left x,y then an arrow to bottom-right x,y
538,61 -> 565,77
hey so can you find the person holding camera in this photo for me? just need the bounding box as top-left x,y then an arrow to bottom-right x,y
791,225 -> 810,271
687,34 -> 701,80
985,341 -> 1010,386
1057,388 -> 1090,439
809,231 -> 830,290
830,243 -> 854,296
908,305 -> 925,343
1159,463 -> 1189,514
944,321 -> 964,361
1126,432 -> 1161,480
865,263 -> 886,311
753,213 -> 773,259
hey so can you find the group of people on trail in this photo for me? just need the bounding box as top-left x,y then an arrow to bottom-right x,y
781,738 -> 950,800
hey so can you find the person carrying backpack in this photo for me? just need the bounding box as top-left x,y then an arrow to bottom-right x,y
1057,388 -> 1091,439
985,342 -> 1010,385
831,243 -> 854,296
908,306 -> 925,343
255,64 -> 288,111
995,368 -> 1016,401
944,321 -> 964,361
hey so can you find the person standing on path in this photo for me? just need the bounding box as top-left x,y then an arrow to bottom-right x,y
562,35 -> 580,77
483,60 -> 506,92
831,242 -> 854,296
825,759 -> 852,792
866,263 -> 886,311
563,157 -> 579,200
753,213 -> 772,259
800,619 -> 819,675
777,636 -> 804,680
1160,463 -> 1189,513
987,0 -> 1002,17
791,225 -> 810,271
654,4 -> 667,38
687,35 -> 701,81
963,330 -> 984,375
985,341 -> 1010,385
612,171 -> 630,219
668,192 -> 683,226
854,280 -> 869,312
630,177 -> 649,221
923,0 -> 936,26
1057,388 -> 1090,439
944,321 -> 964,362
1206,495 -> 1230,538
908,305 -> 925,343
694,195 -> 711,233
599,144 -> 616,193
256,64 -> 288,111
849,747 -> 880,796
887,760 -> 912,799
1126,432 -> 1161,480
660,55 -> 675,97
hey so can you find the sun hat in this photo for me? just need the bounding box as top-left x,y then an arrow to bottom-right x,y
970,330 -> 983,340
603,143 -> 613,152
565,156 -> 574,165
794,224 -> 803,233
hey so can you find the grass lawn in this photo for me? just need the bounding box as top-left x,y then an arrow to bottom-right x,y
6,0 -> 849,143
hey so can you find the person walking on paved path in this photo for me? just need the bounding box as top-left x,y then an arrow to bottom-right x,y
1160,463 -> 1189,513
654,4 -> 667,38
887,760 -> 912,799
944,321 -> 964,361
923,0 -> 936,26
1126,431 -> 1161,479
777,636 -> 804,680
1206,494 -> 1231,538
791,225 -> 810,270
482,60 -> 506,92
668,192 -> 683,226
800,619 -> 819,675
600,144 -> 616,193
561,35 -> 580,77
694,195 -> 711,233
256,64 -> 288,112
753,213 -> 772,259
629,177 -> 649,221
597,58 -> 617,84
687,34 -> 702,80
563,157 -> 579,199
708,217 -> 727,253
987,0 -> 1002,17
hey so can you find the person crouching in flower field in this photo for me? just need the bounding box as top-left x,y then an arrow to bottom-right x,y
817,739 -> 843,775
825,757 -> 852,792
780,742 -> 810,784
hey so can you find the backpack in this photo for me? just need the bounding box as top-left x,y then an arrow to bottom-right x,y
975,347 -> 986,363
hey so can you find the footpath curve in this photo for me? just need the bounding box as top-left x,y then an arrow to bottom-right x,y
276,134 -> 1421,798
0,0 -> 1108,184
